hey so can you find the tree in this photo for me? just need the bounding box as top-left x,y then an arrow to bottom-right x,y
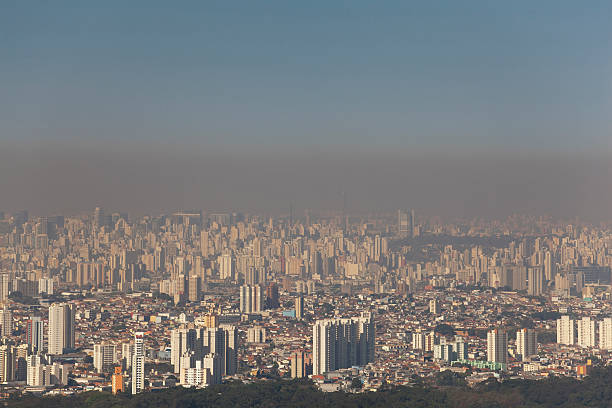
435,323 -> 456,337
351,377 -> 363,390
435,371 -> 466,387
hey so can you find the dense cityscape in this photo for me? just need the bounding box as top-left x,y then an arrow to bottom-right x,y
0,207 -> 608,402
4,0 -> 612,406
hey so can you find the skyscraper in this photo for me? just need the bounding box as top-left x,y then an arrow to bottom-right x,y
527,267 -> 543,296
557,315 -> 576,345
265,283 -> 280,309
26,354 -> 45,386
295,296 -> 304,320
290,351 -> 312,378
0,345 -> 13,382
94,206 -> 104,228
0,274 -> 10,302
171,325 -> 239,380
202,353 -> 223,385
200,230 -> 209,257
94,343 -> 117,373
219,254 -> 235,280
171,327 -> 198,374
397,210 -> 409,237
429,299 -> 440,314
0,308 -> 12,337
26,316 -> 44,352
312,313 -> 375,376
48,303 -> 75,355
111,366 -> 124,395
487,329 -> 507,364
122,342 -> 134,369
222,325 -> 238,376
132,332 -> 145,394
13,344 -> 28,382
247,326 -> 266,343
188,275 -> 202,302
599,318 -> 612,350
516,328 -> 537,361
577,317 -> 596,348
240,285 -> 264,314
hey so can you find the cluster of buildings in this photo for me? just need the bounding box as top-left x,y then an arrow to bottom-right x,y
0,208 -> 608,397
557,315 -> 612,349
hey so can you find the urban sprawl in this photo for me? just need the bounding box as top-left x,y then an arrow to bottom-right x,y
0,208 -> 608,397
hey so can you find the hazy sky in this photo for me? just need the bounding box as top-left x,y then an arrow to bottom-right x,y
3,0 -> 612,150
1,2 -> 612,218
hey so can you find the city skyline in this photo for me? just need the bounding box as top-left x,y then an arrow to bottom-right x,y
2,2 -> 612,406
0,205 -> 608,403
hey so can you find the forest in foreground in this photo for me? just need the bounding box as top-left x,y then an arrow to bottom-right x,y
6,367 -> 612,408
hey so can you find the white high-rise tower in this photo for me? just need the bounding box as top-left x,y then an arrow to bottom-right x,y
132,332 -> 145,394
556,315 -> 576,345
48,303 -> 75,355
516,328 -> 537,361
599,318 -> 612,350
577,316 -> 596,348
487,329 -> 507,364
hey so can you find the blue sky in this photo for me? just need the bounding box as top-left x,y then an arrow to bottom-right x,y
2,0 -> 612,152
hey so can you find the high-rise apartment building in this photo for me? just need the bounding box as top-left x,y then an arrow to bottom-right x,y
290,351 -> 312,378
132,332 -> 145,394
295,296 -> 304,319
247,326 -> 266,343
94,343 -> 117,373
48,303 -> 75,355
188,275 -> 201,302
222,325 -> 239,376
240,285 -> 264,314
0,308 -> 12,337
557,315 -> 576,345
0,274 -> 11,301
38,278 -> 54,295
171,325 -> 239,381
487,329 -> 508,364
111,366 -> 124,395
577,316 -> 596,348
0,345 -> 13,382
122,342 -> 134,369
397,210 -> 409,237
312,313 -> 375,376
453,340 -> 468,360
200,230 -> 209,257
527,267 -> 544,296
599,318 -> 612,350
433,343 -> 454,363
14,344 -> 28,381
516,328 -> 538,361
219,254 -> 234,280
412,332 -> 426,350
265,283 -> 280,309
26,354 -> 45,386
429,299 -> 440,314
171,327 -> 199,374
